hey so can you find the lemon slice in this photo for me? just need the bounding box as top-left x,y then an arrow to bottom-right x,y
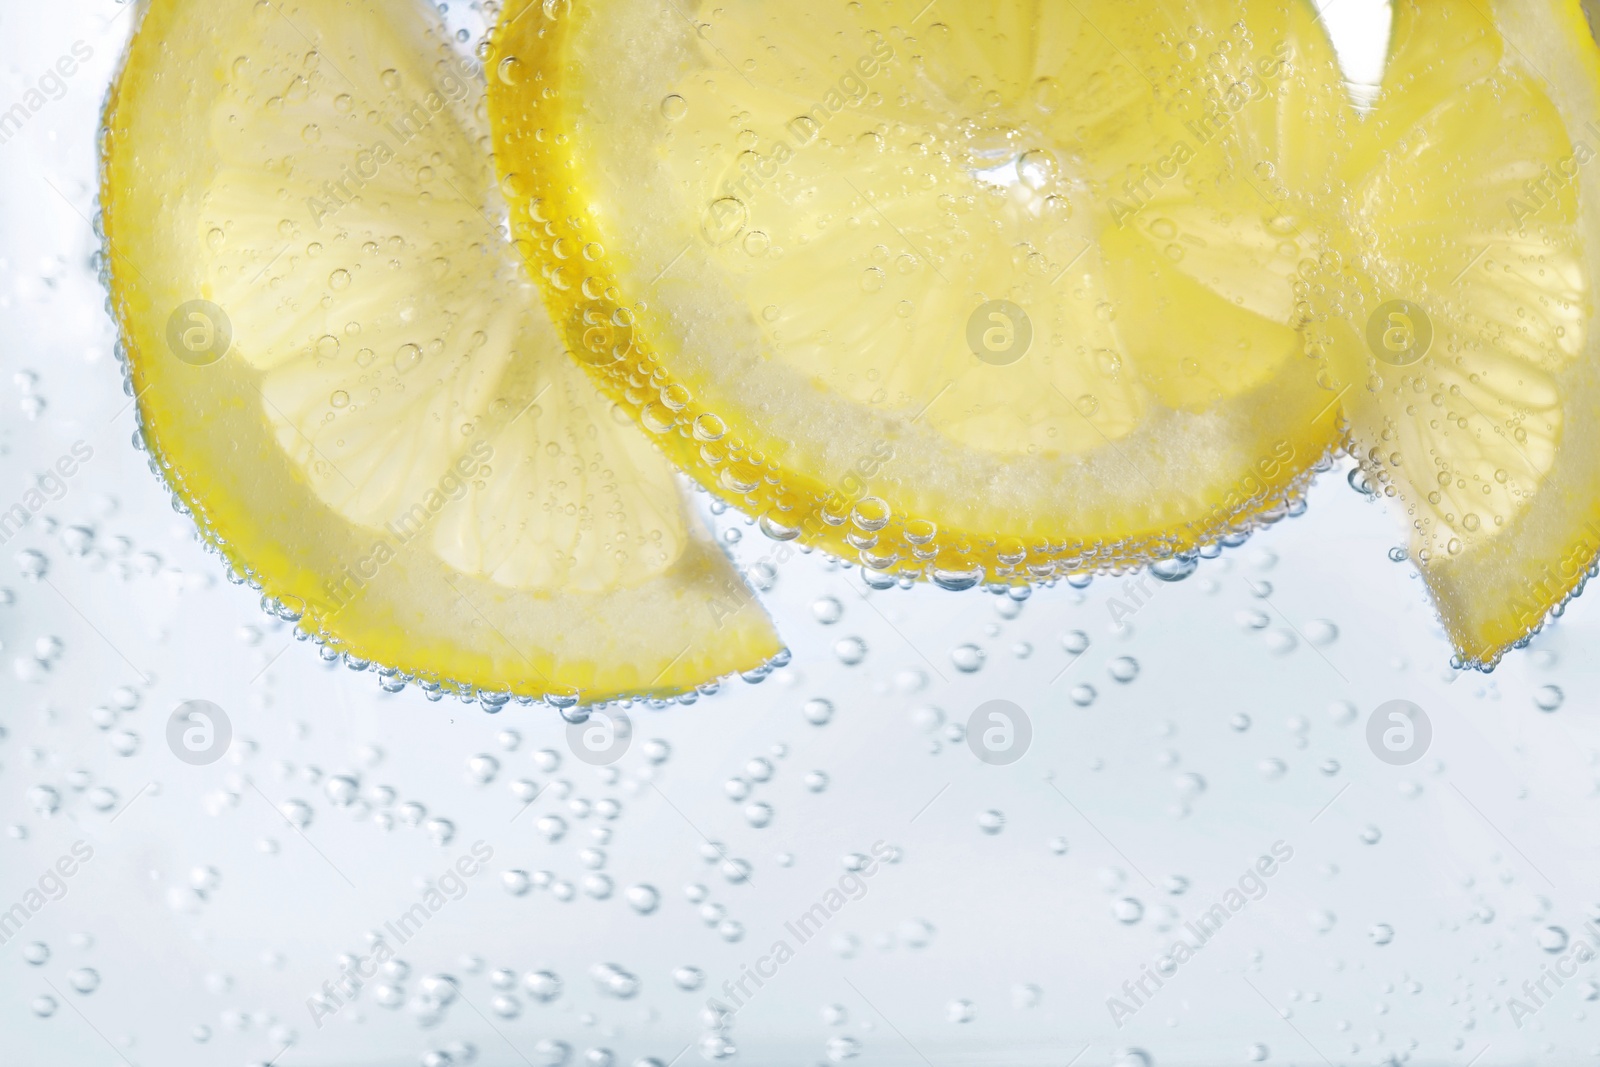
1304,0 -> 1599,666
489,0 -> 1352,584
101,0 -> 780,702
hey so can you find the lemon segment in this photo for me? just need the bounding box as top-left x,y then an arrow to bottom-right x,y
489,0 -> 1351,583
101,0 -> 780,701
1306,0 -> 1600,665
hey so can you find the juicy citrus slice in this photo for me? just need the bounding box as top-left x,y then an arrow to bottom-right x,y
101,0 -> 780,701
1304,0 -> 1600,666
489,0 -> 1352,585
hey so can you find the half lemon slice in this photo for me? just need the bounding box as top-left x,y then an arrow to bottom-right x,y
101,0 -> 780,702
1305,0 -> 1599,666
489,0 -> 1352,585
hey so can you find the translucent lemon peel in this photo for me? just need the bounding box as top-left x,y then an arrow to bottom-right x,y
488,0 -> 1352,589
101,0 -> 781,704
1305,0 -> 1600,667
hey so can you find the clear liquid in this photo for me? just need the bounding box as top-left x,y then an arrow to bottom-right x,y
12,3 -> 1600,1066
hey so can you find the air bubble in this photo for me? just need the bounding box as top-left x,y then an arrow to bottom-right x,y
811,596 -> 842,624
625,884 -> 660,914
951,644 -> 985,672
1534,685 -> 1564,712
804,698 -> 835,725
1111,897 -> 1144,924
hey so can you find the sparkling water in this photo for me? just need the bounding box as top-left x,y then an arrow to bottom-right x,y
6,3 -> 1600,1066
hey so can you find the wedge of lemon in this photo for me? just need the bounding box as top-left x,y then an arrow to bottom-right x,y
1303,0 -> 1600,666
489,0 -> 1352,586
101,0 -> 780,702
